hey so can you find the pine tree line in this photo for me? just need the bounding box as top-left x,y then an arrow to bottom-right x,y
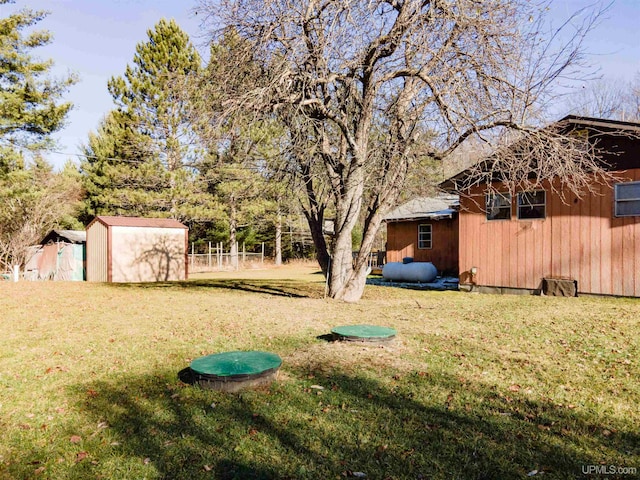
79,19 -> 298,260
0,9 -> 307,271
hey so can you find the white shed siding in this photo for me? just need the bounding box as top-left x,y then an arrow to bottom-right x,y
86,221 -> 108,282
110,226 -> 186,282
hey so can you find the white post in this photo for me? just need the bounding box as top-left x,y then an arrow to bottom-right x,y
261,242 -> 265,264
236,242 -> 239,270
208,241 -> 212,268
242,242 -> 246,263
12,265 -> 19,282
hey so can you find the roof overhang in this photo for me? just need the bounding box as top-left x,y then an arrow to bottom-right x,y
384,208 -> 457,223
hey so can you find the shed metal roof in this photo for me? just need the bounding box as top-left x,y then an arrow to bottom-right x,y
40,229 -> 86,244
89,216 -> 188,230
384,195 -> 459,222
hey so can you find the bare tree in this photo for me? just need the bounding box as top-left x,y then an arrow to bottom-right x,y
447,118 -> 626,209
0,160 -> 82,273
627,72 -> 640,121
196,0 -> 603,302
564,76 -> 640,122
565,78 -> 627,119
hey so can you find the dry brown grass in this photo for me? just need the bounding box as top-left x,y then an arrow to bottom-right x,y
0,265 -> 638,479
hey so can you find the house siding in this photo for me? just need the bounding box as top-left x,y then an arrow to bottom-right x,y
458,169 -> 640,296
386,217 -> 459,273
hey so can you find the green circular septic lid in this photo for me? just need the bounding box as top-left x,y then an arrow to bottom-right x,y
190,351 -> 282,378
331,324 -> 397,340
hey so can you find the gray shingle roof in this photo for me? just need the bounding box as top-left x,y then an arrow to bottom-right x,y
384,195 -> 459,222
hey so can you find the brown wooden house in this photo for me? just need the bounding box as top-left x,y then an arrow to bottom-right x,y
441,116 -> 640,297
383,195 -> 459,274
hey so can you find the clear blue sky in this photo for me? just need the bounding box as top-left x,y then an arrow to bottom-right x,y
3,0 -> 639,170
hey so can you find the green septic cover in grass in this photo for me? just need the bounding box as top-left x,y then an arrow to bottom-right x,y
331,324 -> 397,340
190,351 -> 282,378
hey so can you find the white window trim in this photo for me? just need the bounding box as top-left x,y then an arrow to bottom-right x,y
418,224 -> 432,249
517,190 -> 546,220
614,181 -> 640,217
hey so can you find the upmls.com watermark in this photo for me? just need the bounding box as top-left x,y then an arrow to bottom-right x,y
581,465 -> 637,476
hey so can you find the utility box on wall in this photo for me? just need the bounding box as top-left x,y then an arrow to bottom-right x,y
542,278 -> 577,297
86,216 -> 188,282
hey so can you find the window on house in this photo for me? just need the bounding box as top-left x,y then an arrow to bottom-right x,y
517,191 -> 546,219
418,224 -> 432,249
614,181 -> 640,217
486,192 -> 511,220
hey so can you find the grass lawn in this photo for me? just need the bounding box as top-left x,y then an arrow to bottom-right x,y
1,264 -> 638,479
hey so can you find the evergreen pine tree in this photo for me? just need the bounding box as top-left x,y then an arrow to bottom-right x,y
192,30 -> 288,261
81,19 -> 214,222
80,110 -> 167,221
0,1 -> 76,156
108,18 -> 201,173
0,1 -> 79,270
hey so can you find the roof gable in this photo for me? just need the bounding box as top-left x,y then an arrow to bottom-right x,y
440,115 -> 640,192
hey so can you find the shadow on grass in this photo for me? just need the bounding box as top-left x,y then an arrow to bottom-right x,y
315,333 -> 336,342
110,278 -> 323,299
50,364 -> 639,480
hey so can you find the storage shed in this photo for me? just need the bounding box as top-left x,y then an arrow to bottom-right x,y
24,230 -> 86,281
86,216 -> 188,283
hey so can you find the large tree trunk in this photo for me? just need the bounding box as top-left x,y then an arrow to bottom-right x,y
339,264 -> 371,302
301,189 -> 363,300
330,245 -> 370,302
326,165 -> 366,301
327,227 -> 354,299
328,202 -> 388,302
306,213 -> 330,276
299,161 -> 331,275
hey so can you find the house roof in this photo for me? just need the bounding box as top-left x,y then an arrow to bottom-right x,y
439,115 -> 640,192
560,115 -> 640,132
40,229 -> 86,245
384,195 -> 459,222
88,216 -> 188,230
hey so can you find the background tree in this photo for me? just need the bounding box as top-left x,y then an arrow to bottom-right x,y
0,1 -> 78,271
564,77 -> 640,121
82,18 -> 211,222
629,73 -> 640,121
0,157 -> 82,272
108,18 -> 202,174
197,0 -> 603,301
80,110 -> 169,220
190,30 -> 289,264
0,1 -> 76,152
198,150 -> 270,266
